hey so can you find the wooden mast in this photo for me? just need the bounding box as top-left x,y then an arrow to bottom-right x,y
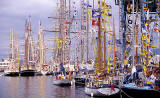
97,0 -> 102,73
25,20 -> 29,69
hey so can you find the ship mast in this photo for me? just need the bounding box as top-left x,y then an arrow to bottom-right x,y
97,0 -> 102,73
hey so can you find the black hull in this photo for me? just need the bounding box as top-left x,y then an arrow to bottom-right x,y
4,72 -> 19,76
20,70 -> 35,76
74,78 -> 86,86
121,87 -> 160,98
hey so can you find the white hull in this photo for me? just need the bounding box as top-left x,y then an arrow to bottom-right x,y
41,70 -> 48,75
98,88 -> 120,96
85,87 -> 120,97
85,87 -> 106,97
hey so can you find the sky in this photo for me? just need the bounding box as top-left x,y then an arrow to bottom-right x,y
0,0 -> 57,59
0,0 -> 119,60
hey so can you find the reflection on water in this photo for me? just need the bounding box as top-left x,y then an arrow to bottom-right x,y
0,76 -> 91,98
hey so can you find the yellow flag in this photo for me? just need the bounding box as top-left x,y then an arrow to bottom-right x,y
107,60 -> 110,65
143,48 -> 149,55
88,10 -> 92,14
108,32 -> 112,36
143,41 -> 149,47
107,66 -> 110,72
108,57 -> 112,61
125,50 -> 127,55
147,38 -> 150,43
58,39 -> 62,43
93,51 -> 97,54
89,16 -> 92,20
109,36 -> 112,40
101,18 -> 105,23
140,52 -> 145,56
124,60 -> 128,65
101,10 -> 104,15
143,66 -> 147,76
143,58 -> 146,62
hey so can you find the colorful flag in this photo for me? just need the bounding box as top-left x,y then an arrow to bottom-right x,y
65,21 -> 72,24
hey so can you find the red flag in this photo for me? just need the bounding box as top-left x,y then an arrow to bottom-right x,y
144,7 -> 148,11
92,19 -> 96,25
65,21 -> 72,24
96,21 -> 100,26
154,28 -> 160,32
111,84 -> 115,91
69,72 -> 72,80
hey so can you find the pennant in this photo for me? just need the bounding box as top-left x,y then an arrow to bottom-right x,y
143,48 -> 149,55
89,16 -> 92,20
65,21 -> 72,24
92,19 -> 96,25
154,28 -> 160,32
107,66 -> 110,72
88,10 -> 92,14
143,66 -> 147,76
108,57 -> 112,61
96,21 -> 100,26
124,60 -> 128,65
125,50 -> 127,55
92,10 -> 101,18
109,36 -> 112,40
143,41 -> 149,47
87,4 -> 92,7
116,40 -> 121,44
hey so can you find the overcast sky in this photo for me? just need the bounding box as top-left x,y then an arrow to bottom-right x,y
0,0 -> 119,60
0,0 -> 57,59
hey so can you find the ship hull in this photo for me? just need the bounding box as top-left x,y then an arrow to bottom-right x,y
4,71 -> 19,76
85,86 -> 120,97
74,77 -> 86,86
121,86 -> 160,98
20,69 -> 35,76
53,79 -> 71,86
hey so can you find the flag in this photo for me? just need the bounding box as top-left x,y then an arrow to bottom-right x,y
124,60 -> 128,65
65,21 -> 72,24
88,10 -> 92,14
125,50 -> 127,55
116,40 -> 121,44
87,4 -> 92,7
154,28 -> 160,32
89,16 -> 92,20
143,66 -> 147,76
92,10 -> 101,18
111,84 -> 115,91
92,19 -> 96,25
96,21 -> 100,26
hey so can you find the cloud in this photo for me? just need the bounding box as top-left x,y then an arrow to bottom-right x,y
0,0 -> 57,59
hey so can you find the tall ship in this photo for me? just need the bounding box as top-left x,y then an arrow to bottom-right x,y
4,28 -> 20,76
20,17 -> 36,76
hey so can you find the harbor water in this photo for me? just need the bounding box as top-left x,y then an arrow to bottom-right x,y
0,75 -> 90,98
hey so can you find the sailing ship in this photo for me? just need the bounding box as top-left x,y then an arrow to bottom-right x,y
4,28 -> 20,76
52,0 -> 72,86
20,17 -> 36,76
36,21 -> 50,75
121,0 -> 160,97
84,0 -> 120,97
